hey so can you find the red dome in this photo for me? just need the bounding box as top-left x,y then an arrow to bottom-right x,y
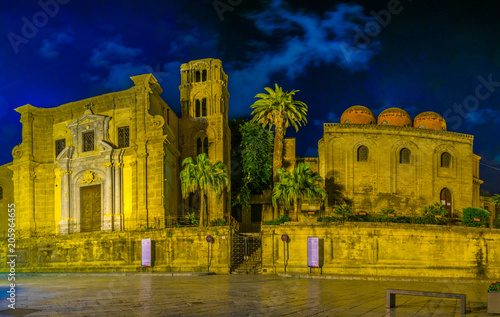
413,112 -> 447,131
340,106 -> 376,124
377,108 -> 412,127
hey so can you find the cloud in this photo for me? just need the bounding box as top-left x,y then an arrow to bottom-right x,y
89,40 -> 143,68
39,30 -> 73,58
227,0 -> 380,116
465,108 -> 500,126
86,62 -> 173,94
313,111 -> 340,127
84,38 -> 169,94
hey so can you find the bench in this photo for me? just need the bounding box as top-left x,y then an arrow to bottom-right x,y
386,289 -> 467,314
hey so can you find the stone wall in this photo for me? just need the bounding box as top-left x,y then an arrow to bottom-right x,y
0,227 -> 232,273
261,223 -> 500,279
0,163 -> 13,238
318,123 -> 478,216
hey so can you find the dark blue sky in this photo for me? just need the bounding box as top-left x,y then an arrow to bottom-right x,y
1,0 -> 500,193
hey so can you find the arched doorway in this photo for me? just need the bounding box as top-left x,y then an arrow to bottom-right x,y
440,188 -> 452,216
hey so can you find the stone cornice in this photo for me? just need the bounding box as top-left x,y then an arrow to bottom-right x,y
323,123 -> 474,143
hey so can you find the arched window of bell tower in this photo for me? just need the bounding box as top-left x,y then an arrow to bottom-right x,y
195,71 -> 201,82
197,137 -> 209,156
202,70 -> 207,81
196,100 -> 201,117
203,138 -> 208,155
197,138 -> 203,155
202,98 -> 207,116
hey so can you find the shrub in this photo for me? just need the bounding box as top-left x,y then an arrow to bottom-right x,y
462,207 -> 490,227
187,212 -> 199,226
210,218 -> 227,226
264,215 -> 290,225
351,213 -> 375,222
318,216 -> 340,223
392,216 -> 412,224
494,215 -> 500,229
489,281 -> 500,292
378,208 -> 396,223
420,202 -> 447,225
333,205 -> 354,224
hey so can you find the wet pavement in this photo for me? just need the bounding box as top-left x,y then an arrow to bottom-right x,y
0,273 -> 492,316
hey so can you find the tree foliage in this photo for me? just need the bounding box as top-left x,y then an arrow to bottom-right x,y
250,84 -> 308,134
418,202 -> 448,224
180,153 -> 230,227
272,163 -> 327,221
461,207 -> 490,228
230,120 -> 273,208
250,84 -> 308,183
333,205 -> 354,224
491,194 -> 500,206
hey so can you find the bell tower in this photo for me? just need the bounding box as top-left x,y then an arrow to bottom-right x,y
180,58 -> 229,119
178,58 -> 231,222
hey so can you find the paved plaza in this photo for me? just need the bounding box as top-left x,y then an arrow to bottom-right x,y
0,274 -> 493,316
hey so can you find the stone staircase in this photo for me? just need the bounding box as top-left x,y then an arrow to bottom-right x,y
231,233 -> 262,274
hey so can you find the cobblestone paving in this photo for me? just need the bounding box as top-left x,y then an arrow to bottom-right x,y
0,274 -> 492,316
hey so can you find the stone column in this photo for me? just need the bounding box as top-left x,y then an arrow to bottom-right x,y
113,163 -> 123,231
103,162 -> 114,231
20,112 -> 34,161
58,170 -> 71,234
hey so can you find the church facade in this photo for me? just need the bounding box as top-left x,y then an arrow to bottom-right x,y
0,58 -> 230,238
0,58 -> 485,238
249,106 -> 482,226
317,106 -> 482,216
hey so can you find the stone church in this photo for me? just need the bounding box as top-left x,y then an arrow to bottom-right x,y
0,58 -> 231,237
249,112 -> 484,228
0,58 -> 488,237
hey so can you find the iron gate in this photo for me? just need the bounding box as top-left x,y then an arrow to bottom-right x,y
230,232 -> 262,274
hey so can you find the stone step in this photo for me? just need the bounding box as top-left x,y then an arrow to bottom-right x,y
232,268 -> 261,274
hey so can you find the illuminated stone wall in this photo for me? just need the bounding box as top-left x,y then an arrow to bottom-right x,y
0,227 -> 231,273
177,58 -> 231,222
10,73 -> 181,237
262,223 -> 500,279
318,123 -> 480,216
0,163 -> 13,238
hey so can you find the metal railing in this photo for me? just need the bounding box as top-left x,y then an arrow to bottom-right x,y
226,214 -> 239,232
165,214 -> 240,232
165,215 -> 198,228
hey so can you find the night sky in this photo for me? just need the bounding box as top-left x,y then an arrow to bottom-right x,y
1,0 -> 500,193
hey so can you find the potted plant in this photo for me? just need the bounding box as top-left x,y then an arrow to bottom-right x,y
488,281 -> 500,314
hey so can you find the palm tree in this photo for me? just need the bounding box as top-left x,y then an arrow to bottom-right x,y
491,194 -> 500,206
180,153 -> 230,227
250,84 -> 308,183
272,163 -> 327,222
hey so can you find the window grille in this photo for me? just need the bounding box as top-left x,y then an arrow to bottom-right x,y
357,146 -> 368,162
83,131 -> 94,152
118,126 -> 129,148
441,152 -> 451,168
400,148 -> 411,164
55,139 -> 66,157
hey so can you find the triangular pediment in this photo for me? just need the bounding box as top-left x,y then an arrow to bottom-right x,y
67,113 -> 108,129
